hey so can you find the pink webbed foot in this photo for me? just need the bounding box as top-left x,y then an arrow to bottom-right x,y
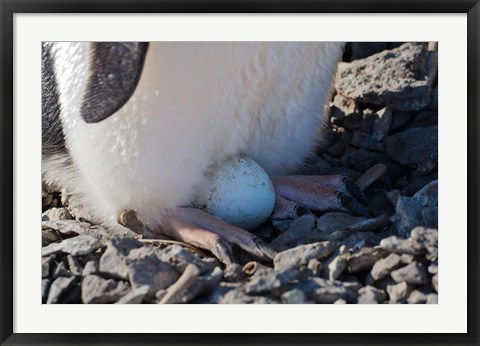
153,207 -> 276,265
271,175 -> 369,219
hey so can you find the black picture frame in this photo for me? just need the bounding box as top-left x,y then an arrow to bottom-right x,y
1,1 -> 479,345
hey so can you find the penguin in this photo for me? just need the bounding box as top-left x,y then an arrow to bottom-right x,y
42,42 -> 364,264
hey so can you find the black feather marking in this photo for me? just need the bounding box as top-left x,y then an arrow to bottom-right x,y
80,42 -> 149,123
42,42 -> 67,156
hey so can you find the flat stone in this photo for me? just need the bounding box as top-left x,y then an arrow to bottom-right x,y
346,148 -> 389,172
336,43 -> 433,111
317,212 -> 366,234
311,286 -> 354,304
392,196 -> 423,238
411,227 -> 438,257
372,107 -> 393,141
42,234 -> 102,257
391,261 -> 429,285
99,237 -> 145,280
176,267 -> 224,303
156,244 -> 216,274
219,288 -> 279,304
82,260 -> 99,276
351,132 -> 385,152
42,220 -> 108,238
347,247 -> 389,273
371,253 -> 403,281
413,180 -> 438,206
66,255 -> 83,276
47,276 -> 76,304
432,274 -> 438,292
116,285 -> 150,304
379,236 -> 427,255
244,268 -> 283,295
421,206 -> 438,229
42,279 -> 50,303
42,207 -> 72,221
407,290 -> 428,304
328,254 -> 348,281
124,247 -> 180,296
42,256 -> 53,278
42,230 -> 62,246
274,241 -> 335,273
282,289 -> 308,304
385,126 -> 438,166
270,214 -> 322,251
426,293 -> 438,304
81,275 -> 130,304
358,285 -> 387,304
387,281 -> 413,303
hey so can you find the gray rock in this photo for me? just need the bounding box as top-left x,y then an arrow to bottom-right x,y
124,247 -> 180,296
346,148 -> 389,172
379,236 -> 427,256
328,254 -> 348,281
274,241 -> 335,273
392,196 -> 423,238
432,274 -> 438,292
358,285 -> 387,304
407,290 -> 428,304
372,108 -> 393,141
387,281 -> 413,303
336,43 -> 432,111
428,262 -> 438,275
370,253 -> 403,281
331,93 -> 359,116
42,207 -> 72,221
307,259 -> 324,276
413,180 -> 438,207
270,214 -> 322,251
99,237 -> 144,279
390,111 -> 412,131
281,289 -> 308,304
66,255 -> 83,276
391,262 -> 429,285
223,263 -> 245,282
42,234 -> 102,257
116,285 -> 149,304
317,212 -> 366,234
100,238 -> 179,298
421,206 -> 438,229
351,132 -> 384,152
219,288 -> 279,304
244,268 -> 283,295
42,279 -> 50,303
53,261 -> 70,278
47,276 -> 76,304
42,256 -> 53,278
42,220 -> 106,237
82,260 -> 99,276
156,244 -> 216,274
178,267 -> 224,303
311,286 -> 354,304
426,293 -> 438,304
411,227 -> 438,257
347,247 -> 389,273
81,275 -> 131,304
42,230 -> 62,246
385,126 -> 438,166
429,85 -> 438,109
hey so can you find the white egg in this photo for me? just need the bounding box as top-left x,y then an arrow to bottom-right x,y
195,155 -> 276,230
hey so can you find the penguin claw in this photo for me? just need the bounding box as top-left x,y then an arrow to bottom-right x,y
136,207 -> 276,264
271,174 -> 368,217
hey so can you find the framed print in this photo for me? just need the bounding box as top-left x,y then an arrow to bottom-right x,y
1,1 -> 479,345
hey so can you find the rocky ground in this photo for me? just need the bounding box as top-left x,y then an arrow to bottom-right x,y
41,42 -> 438,304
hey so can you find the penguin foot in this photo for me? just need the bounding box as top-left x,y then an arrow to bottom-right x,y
152,207 -> 277,265
271,175 -> 369,219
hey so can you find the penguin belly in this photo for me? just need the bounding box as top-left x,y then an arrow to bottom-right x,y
45,42 -> 344,231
